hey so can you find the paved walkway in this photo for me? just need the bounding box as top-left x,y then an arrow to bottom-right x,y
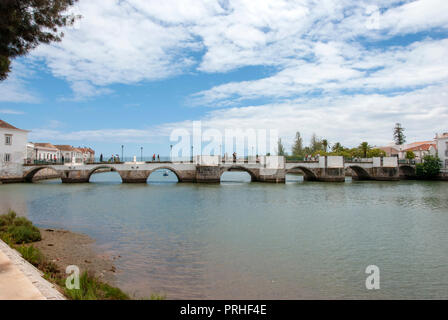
0,240 -> 65,300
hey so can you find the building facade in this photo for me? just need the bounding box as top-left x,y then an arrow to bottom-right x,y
0,120 -> 29,180
78,147 -> 95,163
435,133 -> 448,169
55,145 -> 84,163
34,143 -> 60,162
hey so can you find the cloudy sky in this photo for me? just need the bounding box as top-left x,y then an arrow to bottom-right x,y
0,0 -> 447,157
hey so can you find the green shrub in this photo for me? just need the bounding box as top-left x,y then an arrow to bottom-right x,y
16,245 -> 44,267
64,272 -> 130,300
416,155 -> 441,179
0,210 -> 41,244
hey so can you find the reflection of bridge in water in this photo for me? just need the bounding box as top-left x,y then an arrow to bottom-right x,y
23,156 -> 416,183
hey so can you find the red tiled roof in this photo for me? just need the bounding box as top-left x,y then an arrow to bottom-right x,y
55,145 -> 75,151
404,143 -> 436,152
379,146 -> 399,154
34,143 -> 58,149
0,119 -> 27,131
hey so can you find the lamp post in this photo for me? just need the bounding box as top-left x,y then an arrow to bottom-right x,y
170,145 -> 173,162
191,145 -> 194,163
141,147 -> 143,162
121,145 -> 124,162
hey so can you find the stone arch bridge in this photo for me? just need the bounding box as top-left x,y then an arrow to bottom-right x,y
22,156 -> 414,184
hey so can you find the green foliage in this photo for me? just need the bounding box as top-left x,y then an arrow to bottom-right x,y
64,272 -> 130,300
393,123 -> 406,145
291,132 -> 303,156
277,138 -> 286,156
0,0 -> 80,80
358,142 -> 371,158
16,245 -> 44,266
332,142 -> 343,153
416,155 -> 441,178
405,151 -> 415,160
0,210 -> 41,244
310,133 -> 323,153
367,148 -> 386,158
150,293 -> 167,300
322,139 -> 329,153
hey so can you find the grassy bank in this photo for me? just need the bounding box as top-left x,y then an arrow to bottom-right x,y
0,210 -> 130,300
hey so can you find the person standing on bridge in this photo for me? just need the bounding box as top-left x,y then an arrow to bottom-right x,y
152,154 -> 156,162
157,154 -> 160,162
100,154 -> 103,163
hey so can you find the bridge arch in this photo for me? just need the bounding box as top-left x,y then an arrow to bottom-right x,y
286,166 -> 317,181
399,165 -> 416,179
347,165 -> 371,180
87,166 -> 118,181
24,166 -> 61,182
147,167 -> 182,182
220,166 -> 257,182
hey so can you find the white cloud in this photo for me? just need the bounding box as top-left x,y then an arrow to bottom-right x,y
29,0 -> 448,99
33,83 -> 446,148
191,38 -> 448,106
380,0 -> 448,35
175,84 -> 448,148
0,109 -> 25,115
0,62 -> 39,103
14,0 -> 448,147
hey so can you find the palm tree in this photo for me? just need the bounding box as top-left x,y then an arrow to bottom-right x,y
359,142 -> 370,158
332,142 -> 343,153
322,139 -> 329,153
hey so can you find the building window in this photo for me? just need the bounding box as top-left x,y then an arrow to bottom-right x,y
5,134 -> 12,145
4,153 -> 11,162
445,159 -> 448,168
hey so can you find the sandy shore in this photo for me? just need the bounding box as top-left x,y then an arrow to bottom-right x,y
32,228 -> 119,286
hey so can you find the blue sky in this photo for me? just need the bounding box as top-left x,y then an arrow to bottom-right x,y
1,0 -> 447,158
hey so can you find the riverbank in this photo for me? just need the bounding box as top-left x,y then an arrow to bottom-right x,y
32,228 -> 118,286
0,211 -> 129,300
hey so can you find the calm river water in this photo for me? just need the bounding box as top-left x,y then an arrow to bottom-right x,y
1,171 -> 447,299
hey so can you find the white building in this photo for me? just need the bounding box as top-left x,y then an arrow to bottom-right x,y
78,147 -> 95,163
34,143 -> 60,162
55,145 -> 84,163
0,119 -> 29,181
435,132 -> 448,169
400,143 -> 437,161
26,142 -> 35,164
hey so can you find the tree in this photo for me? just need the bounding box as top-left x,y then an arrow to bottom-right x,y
416,155 -> 441,179
291,132 -> 303,156
277,138 -> 286,156
322,139 -> 329,153
0,0 -> 80,80
359,142 -> 370,158
367,148 -> 386,158
405,151 -> 415,160
310,133 -> 323,153
393,123 -> 406,145
332,142 -> 343,153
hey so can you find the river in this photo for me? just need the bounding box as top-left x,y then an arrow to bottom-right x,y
0,171 -> 447,299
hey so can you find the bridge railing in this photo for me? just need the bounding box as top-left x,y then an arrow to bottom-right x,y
24,159 -> 67,166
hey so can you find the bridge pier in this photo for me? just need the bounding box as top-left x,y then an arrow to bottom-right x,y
316,168 -> 345,182
195,166 -> 221,183
118,170 -> 152,183
316,157 -> 345,182
371,158 -> 400,181
257,169 -> 285,183
61,170 -> 90,183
